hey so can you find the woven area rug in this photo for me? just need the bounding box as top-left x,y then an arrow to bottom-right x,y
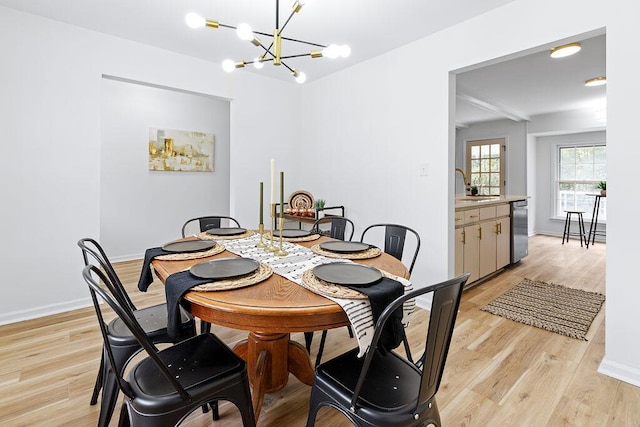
480,278 -> 605,340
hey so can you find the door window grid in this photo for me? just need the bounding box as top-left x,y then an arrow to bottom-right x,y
466,139 -> 505,196
556,144 -> 606,220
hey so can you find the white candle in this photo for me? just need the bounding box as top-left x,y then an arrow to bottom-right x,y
270,159 -> 275,204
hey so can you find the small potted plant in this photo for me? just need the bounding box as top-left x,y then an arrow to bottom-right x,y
313,199 -> 326,218
596,181 -> 606,196
470,186 -> 479,196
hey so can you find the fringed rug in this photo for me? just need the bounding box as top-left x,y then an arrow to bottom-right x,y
480,278 -> 605,340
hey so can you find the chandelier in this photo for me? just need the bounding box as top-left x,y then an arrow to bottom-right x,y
185,0 -> 350,84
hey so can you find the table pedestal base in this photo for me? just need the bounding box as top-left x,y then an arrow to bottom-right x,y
233,332 -> 314,420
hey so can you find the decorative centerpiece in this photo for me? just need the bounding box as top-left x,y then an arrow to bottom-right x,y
288,190 -> 314,217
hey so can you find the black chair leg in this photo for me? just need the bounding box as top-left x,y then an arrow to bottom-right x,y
211,401 -> 220,421
402,331 -> 413,363
201,321 -> 212,334
98,367 -> 120,427
90,352 -> 105,405
304,331 -> 314,352
315,331 -> 328,367
117,401 -> 130,427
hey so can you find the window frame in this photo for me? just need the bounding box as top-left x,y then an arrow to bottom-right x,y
553,142 -> 606,221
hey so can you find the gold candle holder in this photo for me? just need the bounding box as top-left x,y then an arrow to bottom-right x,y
255,223 -> 267,248
275,217 -> 288,256
266,203 -> 278,252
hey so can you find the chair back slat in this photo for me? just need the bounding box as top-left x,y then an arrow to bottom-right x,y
312,216 -> 355,241
418,282 -> 461,404
384,225 -> 407,260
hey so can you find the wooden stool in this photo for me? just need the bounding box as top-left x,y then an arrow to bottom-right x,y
562,210 -> 586,247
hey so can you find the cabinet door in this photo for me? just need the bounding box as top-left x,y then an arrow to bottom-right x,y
455,227 -> 465,277
496,217 -> 511,269
479,220 -> 497,278
463,224 -> 480,283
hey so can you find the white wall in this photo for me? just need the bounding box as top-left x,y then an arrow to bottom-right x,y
301,0 -> 640,386
0,6 -> 301,323
533,131 -> 606,237
101,78 -> 231,260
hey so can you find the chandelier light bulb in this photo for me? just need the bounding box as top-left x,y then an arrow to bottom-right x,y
222,59 -> 236,72
294,71 -> 307,84
236,23 -> 254,41
185,12 -> 206,29
322,44 -> 339,59
253,57 -> 264,69
339,45 -> 351,58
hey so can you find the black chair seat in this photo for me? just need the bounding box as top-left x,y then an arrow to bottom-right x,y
317,348 -> 420,411
129,334 -> 247,414
108,304 -> 193,340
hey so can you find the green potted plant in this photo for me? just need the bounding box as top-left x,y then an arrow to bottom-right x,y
470,186 -> 479,196
596,181 -> 606,196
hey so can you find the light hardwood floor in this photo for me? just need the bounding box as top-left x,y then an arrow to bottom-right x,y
2,235 -> 638,426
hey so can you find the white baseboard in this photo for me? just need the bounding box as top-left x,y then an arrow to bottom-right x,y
0,297 -> 93,326
598,357 -> 640,387
109,253 -> 144,263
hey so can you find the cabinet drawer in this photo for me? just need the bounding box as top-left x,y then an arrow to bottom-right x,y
455,212 -> 465,226
479,206 -> 496,220
464,209 -> 480,224
497,204 -> 511,217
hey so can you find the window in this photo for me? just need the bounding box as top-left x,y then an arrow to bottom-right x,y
556,144 -> 606,220
466,138 -> 505,196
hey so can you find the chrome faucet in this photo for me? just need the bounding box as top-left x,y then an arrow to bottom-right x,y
455,168 -> 470,194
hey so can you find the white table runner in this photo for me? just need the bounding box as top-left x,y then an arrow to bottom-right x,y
223,233 -> 414,356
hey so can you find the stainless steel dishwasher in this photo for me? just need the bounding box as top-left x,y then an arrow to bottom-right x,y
511,200 -> 528,263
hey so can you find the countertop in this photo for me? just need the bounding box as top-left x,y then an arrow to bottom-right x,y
455,195 -> 528,210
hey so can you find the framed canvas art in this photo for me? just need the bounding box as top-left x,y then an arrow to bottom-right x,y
148,128 -> 214,172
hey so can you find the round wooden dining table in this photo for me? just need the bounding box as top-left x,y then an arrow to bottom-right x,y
152,234 -> 409,420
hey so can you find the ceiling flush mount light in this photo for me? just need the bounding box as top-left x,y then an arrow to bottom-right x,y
550,42 -> 582,58
585,76 -> 607,87
185,0 -> 350,84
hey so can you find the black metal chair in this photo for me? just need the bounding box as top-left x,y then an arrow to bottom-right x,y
306,273 -> 469,427
305,216 -> 356,365
78,238 -> 198,427
360,223 -> 421,275
83,265 -> 256,427
360,224 -> 422,362
181,215 -> 241,334
181,215 -> 241,237
310,216 -> 355,241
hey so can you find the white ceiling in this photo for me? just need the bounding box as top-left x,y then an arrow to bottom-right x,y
455,32 -> 606,126
0,0 -> 606,125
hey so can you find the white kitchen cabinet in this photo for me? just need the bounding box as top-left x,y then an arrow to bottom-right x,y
455,202 -> 512,286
